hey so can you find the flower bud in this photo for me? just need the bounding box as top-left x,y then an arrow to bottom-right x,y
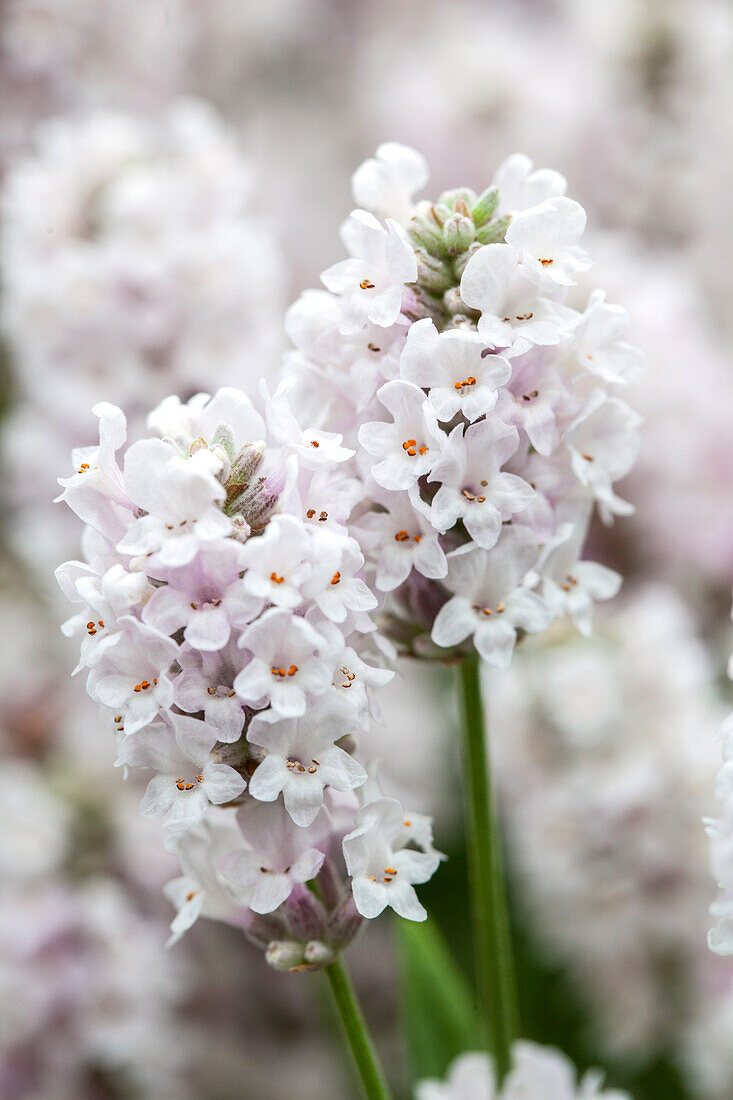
304,940 -> 337,968
443,212 -> 475,254
225,441 -> 265,510
471,185 -> 500,227
476,214 -> 512,245
408,209 -> 449,258
326,893 -> 364,949
452,240 -> 482,281
415,249 -> 454,294
283,885 -> 328,943
400,286 -> 444,325
443,287 -> 473,316
437,187 -> 476,211
315,857 -> 346,912
245,912 -> 288,949
265,940 -> 305,972
232,467 -> 285,530
210,423 -> 237,459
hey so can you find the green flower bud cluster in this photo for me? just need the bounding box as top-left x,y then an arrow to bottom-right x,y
405,185 -> 511,331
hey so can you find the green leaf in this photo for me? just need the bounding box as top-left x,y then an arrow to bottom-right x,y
397,917 -> 482,1083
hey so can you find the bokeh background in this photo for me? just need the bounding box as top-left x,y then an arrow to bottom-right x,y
0,1 -> 731,1097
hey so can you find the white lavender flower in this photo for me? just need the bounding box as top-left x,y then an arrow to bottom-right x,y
56,383 -> 443,963
414,1041 -> 631,1099
285,145 -> 644,665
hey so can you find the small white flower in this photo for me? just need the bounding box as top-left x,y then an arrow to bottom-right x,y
505,196 -> 591,290
359,379 -> 444,492
415,1042 -> 631,1100
56,561 -> 153,671
118,437 -> 230,567
141,543 -> 259,651
571,289 -> 647,386
239,514 -> 315,609
493,152 -> 568,217
431,527 -> 550,668
263,375 -> 355,469
120,714 -> 245,831
234,608 -> 336,717
351,142 -> 429,225
426,419 -> 533,549
87,619 -> 178,734
322,634 -> 395,727
399,318 -> 511,423
537,520 -> 622,637
220,801 -> 328,915
460,243 -> 574,353
564,392 -> 642,521
174,642 -> 245,743
321,210 -> 417,335
355,484 -> 447,592
56,402 -> 133,540
343,797 -> 441,921
164,810 -> 249,944
247,702 -> 367,827
494,349 -> 579,457
149,386 -> 266,453
304,532 -> 378,625
415,1052 -> 493,1100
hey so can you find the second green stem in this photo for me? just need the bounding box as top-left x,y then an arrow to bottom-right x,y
459,653 -> 518,1083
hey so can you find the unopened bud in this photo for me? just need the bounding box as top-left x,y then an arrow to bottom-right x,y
304,940 -> 337,968
443,212 -> 475,254
284,885 -> 328,943
408,206 -> 449,259
245,912 -> 287,949
476,215 -> 512,245
443,287 -> 473,316
265,940 -> 305,972
453,241 -> 483,281
326,893 -> 364,949
210,423 -> 237,459
415,249 -> 453,294
231,466 -> 284,529
315,857 -> 346,912
438,187 -> 476,211
400,286 -> 444,325
229,440 -> 265,486
471,186 -> 500,227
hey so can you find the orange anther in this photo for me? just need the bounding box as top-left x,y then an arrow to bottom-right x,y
270,572 -> 284,584
330,572 -> 341,585
288,664 -> 298,676
359,279 -> 375,289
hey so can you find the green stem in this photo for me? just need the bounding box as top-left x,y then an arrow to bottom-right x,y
325,958 -> 393,1100
459,653 -> 518,1083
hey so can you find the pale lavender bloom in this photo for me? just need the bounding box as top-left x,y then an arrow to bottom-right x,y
426,419 -> 534,549
247,703 -> 367,827
221,801 -> 328,914
432,527 -> 550,668
321,210 -> 417,334
343,796 -> 441,921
